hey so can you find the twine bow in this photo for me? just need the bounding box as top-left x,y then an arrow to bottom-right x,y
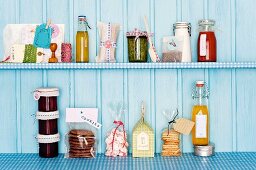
111,120 -> 126,154
167,109 -> 179,135
78,136 -> 88,146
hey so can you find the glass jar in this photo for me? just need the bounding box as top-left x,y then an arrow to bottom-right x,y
38,96 -> 57,112
197,19 -> 217,62
34,87 -> 59,158
173,22 -> 192,62
127,29 -> 148,62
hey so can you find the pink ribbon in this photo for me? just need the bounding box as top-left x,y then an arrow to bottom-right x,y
1,56 -> 10,62
111,120 -> 126,155
100,40 -> 117,49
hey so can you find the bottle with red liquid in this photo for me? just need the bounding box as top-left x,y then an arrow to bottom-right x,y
197,20 -> 217,62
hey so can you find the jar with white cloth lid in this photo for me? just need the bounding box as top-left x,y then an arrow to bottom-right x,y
173,22 -> 192,62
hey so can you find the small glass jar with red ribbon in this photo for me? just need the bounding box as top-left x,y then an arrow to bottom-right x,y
105,103 -> 128,157
126,29 -> 148,62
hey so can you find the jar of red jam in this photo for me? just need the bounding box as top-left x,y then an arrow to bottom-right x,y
197,20 -> 217,62
34,88 -> 60,158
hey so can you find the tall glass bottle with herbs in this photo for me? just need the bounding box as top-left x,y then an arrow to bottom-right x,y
76,16 -> 90,63
191,81 -> 210,146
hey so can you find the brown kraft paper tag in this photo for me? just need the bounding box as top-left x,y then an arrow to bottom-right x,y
173,118 -> 195,135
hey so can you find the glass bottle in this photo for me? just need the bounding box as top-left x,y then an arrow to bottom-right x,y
76,16 -> 90,63
191,81 -> 209,146
197,19 -> 217,62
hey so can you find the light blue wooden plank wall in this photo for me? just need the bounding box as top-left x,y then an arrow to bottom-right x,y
0,0 -> 256,154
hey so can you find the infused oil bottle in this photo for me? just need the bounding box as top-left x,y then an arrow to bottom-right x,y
76,16 -> 90,63
191,81 -> 209,146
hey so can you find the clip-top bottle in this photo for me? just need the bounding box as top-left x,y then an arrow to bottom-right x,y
191,81 -> 209,146
76,16 -> 90,63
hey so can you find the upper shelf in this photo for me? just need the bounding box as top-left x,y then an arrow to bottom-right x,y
0,62 -> 256,70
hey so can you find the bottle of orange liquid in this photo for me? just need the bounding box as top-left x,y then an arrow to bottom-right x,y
76,16 -> 90,63
191,81 -> 209,146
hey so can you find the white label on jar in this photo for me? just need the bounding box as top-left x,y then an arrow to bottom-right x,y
200,34 -> 207,56
196,114 -> 207,138
137,132 -> 149,150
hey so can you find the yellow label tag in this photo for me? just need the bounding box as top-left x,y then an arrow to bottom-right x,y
173,118 -> 195,135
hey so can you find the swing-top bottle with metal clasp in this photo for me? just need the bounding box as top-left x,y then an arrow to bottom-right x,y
191,81 -> 210,146
76,16 -> 91,63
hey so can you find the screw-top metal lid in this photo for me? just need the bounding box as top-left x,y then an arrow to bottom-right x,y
194,143 -> 215,157
173,22 -> 191,28
173,22 -> 191,36
198,19 -> 215,26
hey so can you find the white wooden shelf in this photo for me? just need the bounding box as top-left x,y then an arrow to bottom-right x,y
0,62 -> 256,70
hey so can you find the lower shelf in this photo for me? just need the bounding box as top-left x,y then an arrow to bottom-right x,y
0,153 -> 256,170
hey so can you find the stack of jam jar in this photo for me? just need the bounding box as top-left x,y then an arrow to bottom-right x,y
34,87 -> 60,158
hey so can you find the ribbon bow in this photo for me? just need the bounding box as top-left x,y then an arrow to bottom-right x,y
100,40 -> 117,49
167,109 -> 179,135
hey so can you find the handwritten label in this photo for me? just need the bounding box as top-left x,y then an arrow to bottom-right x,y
66,108 -> 102,129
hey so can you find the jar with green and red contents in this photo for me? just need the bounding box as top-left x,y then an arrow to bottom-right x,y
126,29 -> 148,62
34,87 -> 60,158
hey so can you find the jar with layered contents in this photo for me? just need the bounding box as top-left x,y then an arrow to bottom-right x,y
197,19 -> 217,62
34,87 -> 60,158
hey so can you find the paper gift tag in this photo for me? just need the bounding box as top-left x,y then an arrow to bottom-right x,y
66,108 -> 102,129
173,118 -> 195,135
33,23 -> 52,49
